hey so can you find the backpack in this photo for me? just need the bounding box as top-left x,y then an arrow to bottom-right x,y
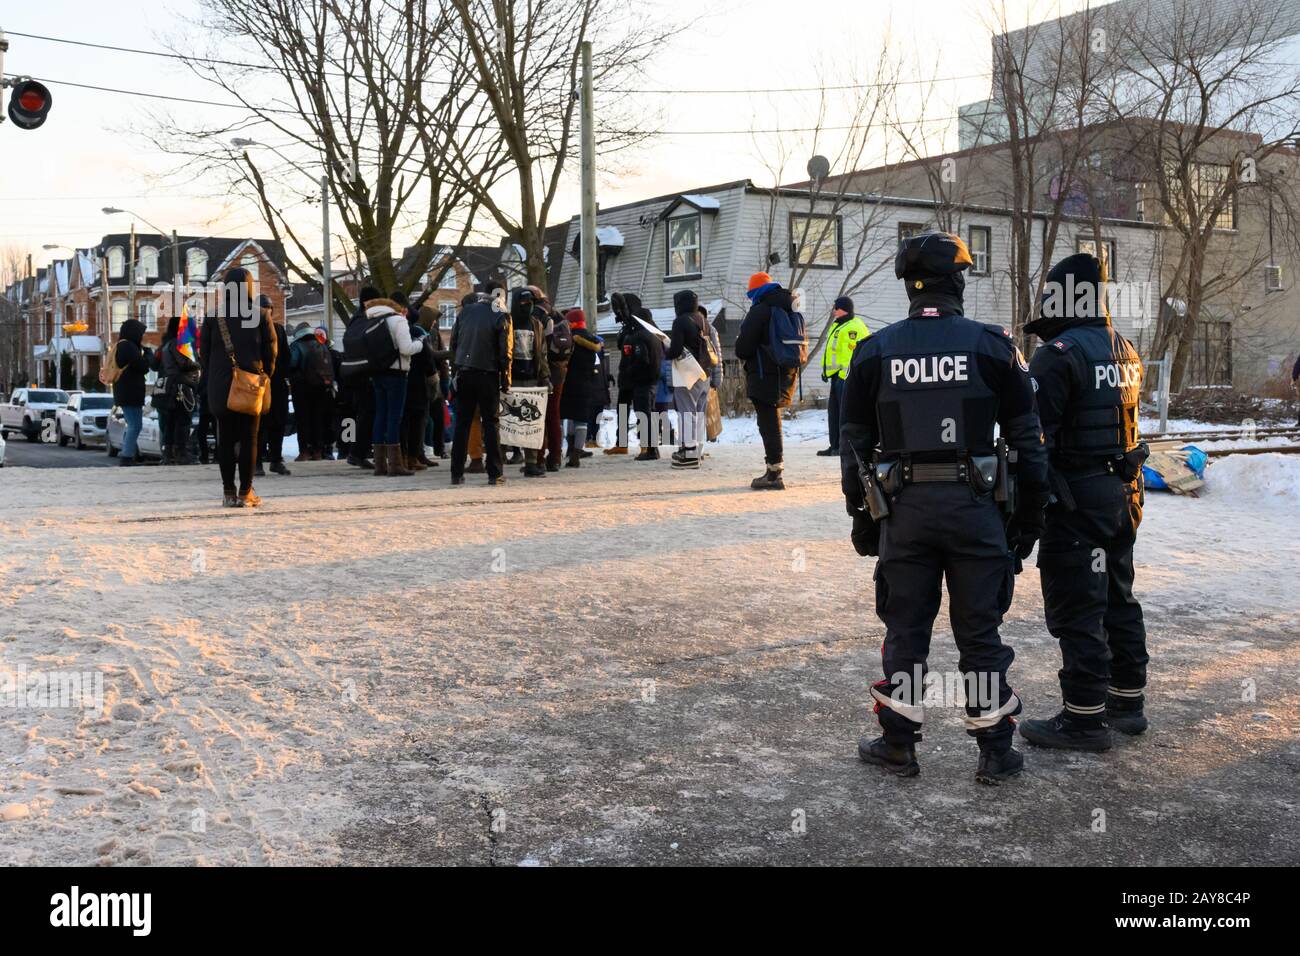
696,313 -> 720,370
301,339 -> 334,389
100,340 -> 124,386
341,313 -> 398,378
767,304 -> 808,369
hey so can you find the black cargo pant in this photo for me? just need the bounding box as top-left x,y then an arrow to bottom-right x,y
872,482 -> 1020,749
1037,471 -> 1147,718
451,369 -> 502,481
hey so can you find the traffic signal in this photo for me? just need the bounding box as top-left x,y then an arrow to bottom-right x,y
7,80 -> 52,130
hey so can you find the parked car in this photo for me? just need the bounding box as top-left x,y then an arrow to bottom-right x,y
0,388 -> 70,443
105,396 -> 163,460
0,430 -> 6,467
57,392 -> 115,448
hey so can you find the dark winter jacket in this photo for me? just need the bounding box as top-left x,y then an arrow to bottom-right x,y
451,291 -> 512,383
112,319 -> 153,408
405,321 -> 436,410
509,292 -> 551,386
199,311 -> 277,417
735,285 -> 799,408
265,321 -> 291,424
665,290 -> 709,368
560,329 -> 604,420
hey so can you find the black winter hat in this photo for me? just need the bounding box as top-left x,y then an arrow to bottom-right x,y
894,232 -> 973,281
673,289 -> 699,315
358,285 -> 382,305
1040,253 -> 1107,321
833,296 -> 854,314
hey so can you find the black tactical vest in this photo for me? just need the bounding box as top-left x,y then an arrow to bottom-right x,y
875,316 -> 999,457
1048,324 -> 1141,457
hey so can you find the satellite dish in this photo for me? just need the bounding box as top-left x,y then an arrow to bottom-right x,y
807,155 -> 831,182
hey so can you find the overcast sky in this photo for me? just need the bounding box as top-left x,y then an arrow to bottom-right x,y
1,0 -> 1101,271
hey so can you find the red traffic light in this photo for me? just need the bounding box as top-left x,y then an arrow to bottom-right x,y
7,80 -> 53,130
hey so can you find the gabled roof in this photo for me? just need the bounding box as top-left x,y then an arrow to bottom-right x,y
659,194 -> 723,220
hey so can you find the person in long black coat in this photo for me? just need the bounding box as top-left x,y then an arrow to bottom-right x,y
258,294 -> 292,476
198,267 -> 276,507
559,310 -> 603,467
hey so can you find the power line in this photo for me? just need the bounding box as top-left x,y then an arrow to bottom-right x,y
6,28 -> 993,96
23,73 -> 967,134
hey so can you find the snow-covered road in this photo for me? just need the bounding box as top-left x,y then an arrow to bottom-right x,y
1,445 -> 1297,865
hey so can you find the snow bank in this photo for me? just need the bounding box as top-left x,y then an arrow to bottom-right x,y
1204,452 -> 1300,507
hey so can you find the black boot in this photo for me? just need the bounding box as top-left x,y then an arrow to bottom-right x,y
815,446 -> 838,456
975,746 -> 1024,785
1106,692 -> 1149,736
270,461 -> 291,476
858,736 -> 920,777
1019,710 -> 1112,751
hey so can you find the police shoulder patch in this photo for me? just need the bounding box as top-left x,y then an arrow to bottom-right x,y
1051,339 -> 1074,352
1014,347 -> 1029,372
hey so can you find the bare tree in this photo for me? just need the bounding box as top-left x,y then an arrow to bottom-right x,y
0,245 -> 30,391
447,0 -> 671,289
152,0 -> 499,317
748,49 -> 905,359
1106,0 -> 1300,389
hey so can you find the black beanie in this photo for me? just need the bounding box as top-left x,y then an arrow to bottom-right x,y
358,285 -> 382,305
1040,253 -> 1106,322
833,296 -> 854,314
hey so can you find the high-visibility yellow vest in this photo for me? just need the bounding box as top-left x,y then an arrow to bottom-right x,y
822,315 -> 870,380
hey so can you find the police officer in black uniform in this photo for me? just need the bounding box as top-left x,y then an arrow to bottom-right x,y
1019,253 -> 1149,751
841,232 -> 1049,784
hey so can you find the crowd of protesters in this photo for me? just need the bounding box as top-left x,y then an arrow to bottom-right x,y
106,263 -> 822,507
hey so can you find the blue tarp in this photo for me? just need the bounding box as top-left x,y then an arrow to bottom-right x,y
1143,445 -> 1208,490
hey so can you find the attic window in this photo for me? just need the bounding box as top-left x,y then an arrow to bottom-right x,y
187,248 -> 209,283
139,246 -> 159,280
107,247 -> 125,279
666,214 -> 701,278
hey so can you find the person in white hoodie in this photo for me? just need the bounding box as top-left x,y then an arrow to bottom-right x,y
367,297 -> 423,477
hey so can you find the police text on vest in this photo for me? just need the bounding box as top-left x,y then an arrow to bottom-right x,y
1094,362 -> 1141,389
890,355 -> 969,384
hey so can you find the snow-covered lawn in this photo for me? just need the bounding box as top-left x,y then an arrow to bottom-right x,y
1,444 -> 1297,865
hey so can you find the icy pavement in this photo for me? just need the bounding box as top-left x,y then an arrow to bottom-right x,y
0,445 -> 1297,865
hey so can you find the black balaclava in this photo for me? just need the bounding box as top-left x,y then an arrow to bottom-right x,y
895,232 -> 971,318
673,290 -> 699,315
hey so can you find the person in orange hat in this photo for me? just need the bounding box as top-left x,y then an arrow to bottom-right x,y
735,271 -> 804,490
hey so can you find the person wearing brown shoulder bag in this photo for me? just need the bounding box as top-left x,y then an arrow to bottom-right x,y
199,266 -> 277,508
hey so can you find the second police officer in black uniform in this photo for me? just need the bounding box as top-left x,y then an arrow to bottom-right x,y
1018,252 -> 1150,751
841,232 -> 1049,785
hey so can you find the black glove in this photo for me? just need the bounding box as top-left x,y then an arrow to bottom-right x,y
851,511 -> 880,557
1006,492 -> 1047,560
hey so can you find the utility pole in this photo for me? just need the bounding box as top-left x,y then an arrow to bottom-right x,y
52,256 -> 61,390
579,40 -> 597,323
127,224 -> 137,329
100,255 -> 110,380
171,229 -> 181,319
321,174 -> 332,339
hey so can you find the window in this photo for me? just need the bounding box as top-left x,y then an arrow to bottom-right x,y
439,303 -> 457,330
107,247 -> 125,279
137,300 -> 156,326
439,266 -> 459,290
790,213 -> 841,269
1164,162 -> 1237,230
898,222 -> 927,243
139,246 -> 159,280
968,226 -> 991,276
1076,237 -> 1118,279
187,248 -> 209,283
666,214 -> 701,278
111,299 -> 128,332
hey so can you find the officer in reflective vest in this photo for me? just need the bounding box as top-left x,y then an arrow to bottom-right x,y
819,296 -> 870,456
841,231 -> 1049,784
1019,253 -> 1150,751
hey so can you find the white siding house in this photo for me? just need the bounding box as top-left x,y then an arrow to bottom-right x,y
552,180 -> 1161,397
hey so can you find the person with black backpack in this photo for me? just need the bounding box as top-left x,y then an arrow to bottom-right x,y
339,286 -> 382,470
665,290 -> 713,469
735,271 -> 807,490
288,321 -> 334,461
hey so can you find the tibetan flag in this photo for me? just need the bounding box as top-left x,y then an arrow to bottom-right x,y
177,303 -> 198,363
